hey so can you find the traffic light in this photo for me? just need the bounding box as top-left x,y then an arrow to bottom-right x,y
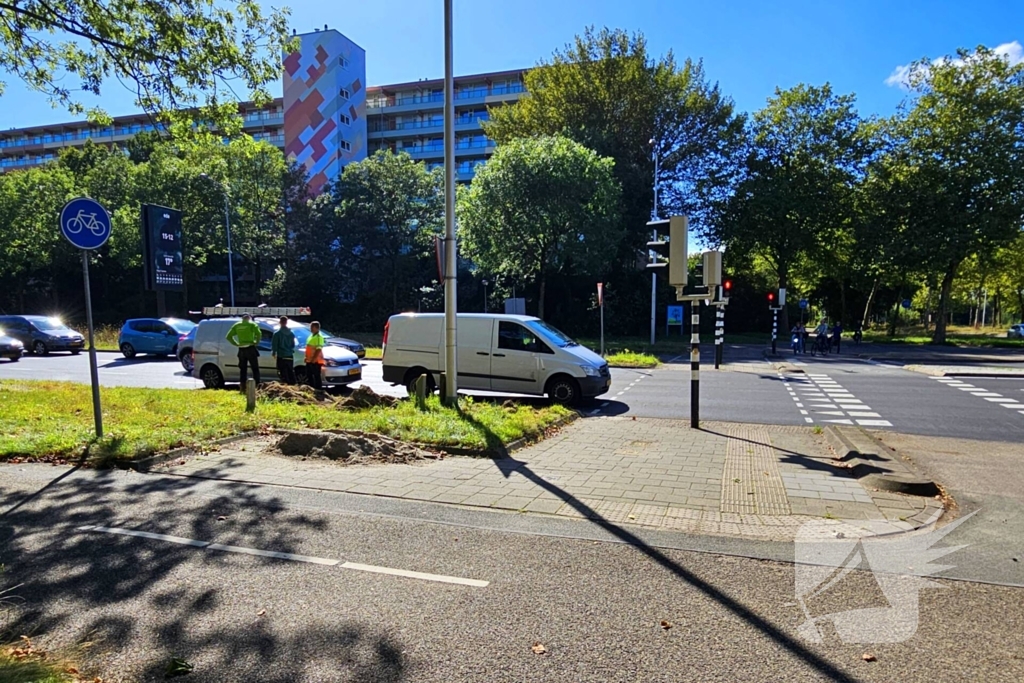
645,215 -> 688,286
767,291 -> 775,305
702,251 -> 722,286
723,279 -> 733,296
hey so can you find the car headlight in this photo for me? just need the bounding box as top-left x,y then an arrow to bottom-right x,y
581,364 -> 600,377
324,359 -> 340,367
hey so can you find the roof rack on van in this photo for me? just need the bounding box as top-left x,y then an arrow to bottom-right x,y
199,306 -> 312,317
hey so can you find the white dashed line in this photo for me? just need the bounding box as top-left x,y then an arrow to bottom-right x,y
77,526 -> 487,587
791,374 -> 892,427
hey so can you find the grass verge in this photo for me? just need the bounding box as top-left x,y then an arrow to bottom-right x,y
0,380 -> 572,462
0,638 -> 76,683
604,350 -> 660,368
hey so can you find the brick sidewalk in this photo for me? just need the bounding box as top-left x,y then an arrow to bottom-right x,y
158,418 -> 939,541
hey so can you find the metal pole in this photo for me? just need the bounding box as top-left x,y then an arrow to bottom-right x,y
442,0 -> 458,405
483,280 -> 488,313
649,141 -> 659,347
600,296 -> 605,357
771,308 -> 778,355
715,303 -> 724,369
82,251 -> 103,438
224,191 -> 235,307
690,301 -> 700,429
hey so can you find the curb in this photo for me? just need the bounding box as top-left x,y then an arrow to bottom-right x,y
902,364 -> 1024,379
126,432 -> 260,472
823,425 -> 944,528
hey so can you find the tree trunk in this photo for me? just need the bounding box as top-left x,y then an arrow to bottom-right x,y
839,279 -> 847,325
537,272 -> 546,320
861,277 -> 879,330
932,263 -> 958,344
1017,287 -> 1024,323
391,254 -> 398,313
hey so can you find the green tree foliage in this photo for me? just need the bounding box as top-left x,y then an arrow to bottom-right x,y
709,84 -> 867,332
485,26 -> 742,260
0,0 -> 292,130
458,135 -> 621,319
870,46 -> 1024,343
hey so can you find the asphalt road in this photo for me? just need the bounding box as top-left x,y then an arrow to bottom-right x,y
2,464 -> 1023,682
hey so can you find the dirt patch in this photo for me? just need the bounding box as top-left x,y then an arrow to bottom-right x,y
274,429 -> 440,465
257,382 -> 399,410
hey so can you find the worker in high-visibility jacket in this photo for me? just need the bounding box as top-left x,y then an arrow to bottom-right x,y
304,321 -> 326,390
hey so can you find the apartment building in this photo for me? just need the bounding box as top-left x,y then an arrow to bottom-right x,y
0,28 -> 525,187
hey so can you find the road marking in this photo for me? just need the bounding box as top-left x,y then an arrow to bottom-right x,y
1001,403 -> 1024,409
76,526 -> 487,587
985,397 -> 1016,403
805,417 -> 814,423
846,411 -> 881,418
340,562 -> 489,587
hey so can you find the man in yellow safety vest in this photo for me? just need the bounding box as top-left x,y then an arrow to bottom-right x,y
304,320 -> 326,390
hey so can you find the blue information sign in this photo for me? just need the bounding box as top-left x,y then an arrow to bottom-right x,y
799,299 -> 808,309
667,305 -> 684,326
60,197 -> 111,250
902,299 -> 912,309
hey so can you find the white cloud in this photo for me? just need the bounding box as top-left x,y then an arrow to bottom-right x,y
885,40 -> 1024,89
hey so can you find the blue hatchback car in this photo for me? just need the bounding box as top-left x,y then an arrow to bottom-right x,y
118,318 -> 196,358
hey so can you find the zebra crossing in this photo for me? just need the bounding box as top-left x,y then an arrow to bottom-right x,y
930,377 -> 1024,415
780,372 -> 893,427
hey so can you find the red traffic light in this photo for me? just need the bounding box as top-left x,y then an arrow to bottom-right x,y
767,292 -> 775,302
724,279 -> 732,291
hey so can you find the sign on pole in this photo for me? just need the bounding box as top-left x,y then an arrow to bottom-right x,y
901,299 -> 912,310
799,299 -> 808,309
60,197 -> 111,438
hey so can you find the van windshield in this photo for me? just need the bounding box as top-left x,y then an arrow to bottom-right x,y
33,318 -> 71,332
527,320 -> 577,348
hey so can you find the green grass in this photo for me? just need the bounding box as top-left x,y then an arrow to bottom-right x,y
577,333 -> 764,358
0,655 -> 70,683
860,324 -> 1024,349
0,380 -> 573,462
92,324 -> 121,351
604,350 -> 660,368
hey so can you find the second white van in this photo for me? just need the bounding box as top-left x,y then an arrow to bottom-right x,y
381,313 -> 610,405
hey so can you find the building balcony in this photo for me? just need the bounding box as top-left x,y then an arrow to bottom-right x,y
242,112 -> 284,127
368,119 -> 488,139
367,84 -> 523,114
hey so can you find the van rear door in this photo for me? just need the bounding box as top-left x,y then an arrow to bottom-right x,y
456,317 -> 494,391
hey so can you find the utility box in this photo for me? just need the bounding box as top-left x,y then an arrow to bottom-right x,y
702,251 -> 722,287
504,298 -> 526,315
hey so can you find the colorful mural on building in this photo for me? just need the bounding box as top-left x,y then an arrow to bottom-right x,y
283,30 -> 367,194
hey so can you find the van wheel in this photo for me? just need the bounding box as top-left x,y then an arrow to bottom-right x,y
546,375 -> 581,406
200,365 -> 225,389
120,342 -> 136,359
404,369 -> 436,395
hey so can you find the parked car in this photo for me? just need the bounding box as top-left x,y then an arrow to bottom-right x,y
0,315 -> 85,355
118,318 -> 196,358
191,318 -> 361,389
0,327 -> 24,361
382,313 -> 610,405
1008,324 -> 1024,339
252,318 -> 365,358
177,325 -> 198,372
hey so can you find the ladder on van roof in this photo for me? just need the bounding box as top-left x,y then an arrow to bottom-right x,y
196,306 -> 312,317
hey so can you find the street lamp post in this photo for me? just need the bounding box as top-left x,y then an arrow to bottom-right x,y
648,138 -> 660,347
482,279 -> 489,312
442,0 -> 459,405
200,173 -> 235,307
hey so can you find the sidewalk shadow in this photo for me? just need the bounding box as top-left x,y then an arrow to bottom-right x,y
461,413 -> 862,683
0,468 -> 406,681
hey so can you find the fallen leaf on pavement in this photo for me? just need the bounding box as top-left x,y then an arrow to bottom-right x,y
531,642 -> 547,655
862,653 -> 877,662
64,666 -> 79,674
660,620 -> 672,630
217,516 -> 227,521
256,609 -> 266,617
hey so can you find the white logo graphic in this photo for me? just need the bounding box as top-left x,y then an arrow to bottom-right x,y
65,209 -> 107,236
794,510 -> 975,643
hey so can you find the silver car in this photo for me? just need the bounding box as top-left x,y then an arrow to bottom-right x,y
1008,324 -> 1024,339
0,328 -> 24,361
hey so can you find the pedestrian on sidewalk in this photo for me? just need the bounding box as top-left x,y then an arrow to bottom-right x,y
271,316 -> 297,384
831,320 -> 843,354
305,320 -> 326,390
226,313 -> 261,391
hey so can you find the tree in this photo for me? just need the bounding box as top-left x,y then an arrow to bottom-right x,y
0,1 -> 291,129
335,151 -> 445,313
485,27 -> 742,319
458,135 -> 621,319
877,46 -> 1024,343
709,84 -> 867,333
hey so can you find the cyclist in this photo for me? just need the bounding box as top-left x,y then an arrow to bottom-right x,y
814,319 -> 830,355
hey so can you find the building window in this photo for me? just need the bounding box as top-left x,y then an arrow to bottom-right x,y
339,56 -> 350,68
340,140 -> 351,152
340,113 -> 351,126
340,88 -> 350,99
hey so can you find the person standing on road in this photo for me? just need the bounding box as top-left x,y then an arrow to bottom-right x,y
226,313 -> 261,391
305,320 -> 326,390
831,321 -> 843,354
271,316 -> 297,384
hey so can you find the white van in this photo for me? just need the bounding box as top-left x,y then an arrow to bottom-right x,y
381,313 -> 610,405
192,318 -> 361,389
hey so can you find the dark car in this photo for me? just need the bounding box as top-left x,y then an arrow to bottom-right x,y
177,325 -> 198,372
0,315 -> 85,355
0,327 -> 24,361
118,318 -> 196,358
252,318 -> 365,358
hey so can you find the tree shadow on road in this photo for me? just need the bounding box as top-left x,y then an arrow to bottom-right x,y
0,468 -> 407,682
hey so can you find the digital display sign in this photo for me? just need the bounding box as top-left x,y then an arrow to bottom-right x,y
141,204 -> 183,291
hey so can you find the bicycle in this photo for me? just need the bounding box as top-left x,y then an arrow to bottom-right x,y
65,209 -> 106,236
811,334 -> 830,357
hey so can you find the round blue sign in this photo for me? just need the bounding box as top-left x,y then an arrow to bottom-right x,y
799,299 -> 808,309
902,299 -> 912,309
60,197 -> 111,250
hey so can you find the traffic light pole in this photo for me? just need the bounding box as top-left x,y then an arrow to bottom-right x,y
771,307 -> 779,354
714,304 -> 724,369
690,300 -> 700,429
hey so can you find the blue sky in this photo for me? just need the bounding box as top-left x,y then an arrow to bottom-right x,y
1,0 -> 1021,128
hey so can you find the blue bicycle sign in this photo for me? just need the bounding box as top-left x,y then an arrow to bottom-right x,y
60,197 -> 111,250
